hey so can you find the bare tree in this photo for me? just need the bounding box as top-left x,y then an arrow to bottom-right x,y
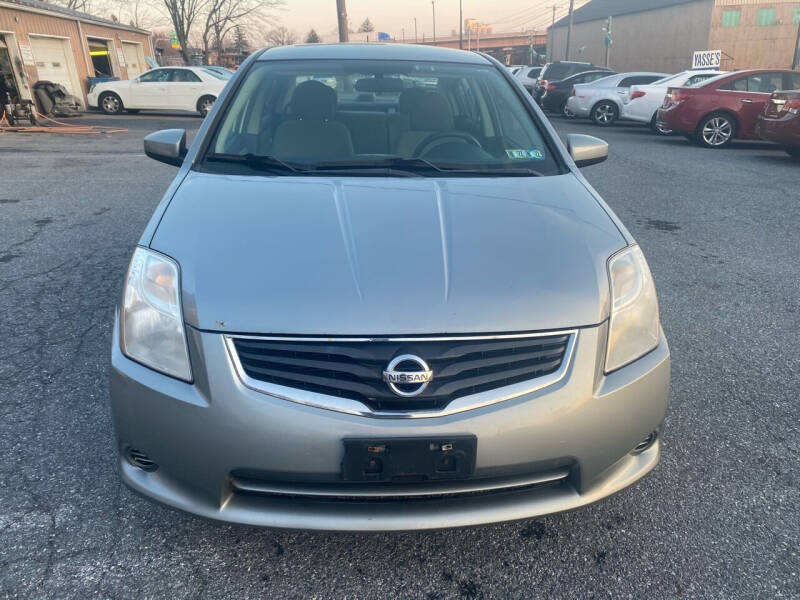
264,25 -> 297,47
200,0 -> 280,64
162,0 -> 208,64
50,0 -> 92,11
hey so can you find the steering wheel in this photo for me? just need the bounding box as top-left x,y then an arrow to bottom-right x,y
413,131 -> 483,157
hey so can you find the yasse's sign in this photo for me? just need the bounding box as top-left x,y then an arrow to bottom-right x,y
692,50 -> 721,70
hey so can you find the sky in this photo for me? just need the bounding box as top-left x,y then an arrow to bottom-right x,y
276,0 -> 589,42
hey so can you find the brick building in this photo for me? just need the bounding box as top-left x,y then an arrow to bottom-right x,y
0,0 -> 152,109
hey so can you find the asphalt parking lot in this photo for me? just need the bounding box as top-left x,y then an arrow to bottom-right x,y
1,111 -> 798,599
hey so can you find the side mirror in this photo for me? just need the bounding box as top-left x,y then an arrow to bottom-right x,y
144,129 -> 187,167
132,77 -> 140,84
567,133 -> 608,168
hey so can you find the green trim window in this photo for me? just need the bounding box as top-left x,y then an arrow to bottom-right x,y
793,7 -> 800,24
757,8 -> 776,26
721,9 -> 740,27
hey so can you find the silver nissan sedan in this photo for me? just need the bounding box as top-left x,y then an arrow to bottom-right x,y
111,43 -> 670,531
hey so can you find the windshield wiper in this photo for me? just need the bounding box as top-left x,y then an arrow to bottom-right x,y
205,153 -> 308,174
314,157 -> 543,177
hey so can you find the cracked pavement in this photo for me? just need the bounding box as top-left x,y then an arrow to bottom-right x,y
0,112 -> 798,599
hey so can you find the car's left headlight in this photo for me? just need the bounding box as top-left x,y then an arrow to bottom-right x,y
605,245 -> 660,373
120,246 -> 192,381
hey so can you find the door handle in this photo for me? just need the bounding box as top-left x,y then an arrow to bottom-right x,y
741,99 -> 753,104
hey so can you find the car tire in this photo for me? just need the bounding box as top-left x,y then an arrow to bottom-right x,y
197,95 -> 216,118
696,112 -> 736,148
99,92 -> 123,115
591,101 -> 618,126
650,114 -> 671,135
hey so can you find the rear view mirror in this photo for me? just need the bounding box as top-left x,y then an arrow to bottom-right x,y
144,129 -> 187,167
567,133 -> 608,168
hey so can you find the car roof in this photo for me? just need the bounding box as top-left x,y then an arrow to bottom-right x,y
258,43 -> 490,64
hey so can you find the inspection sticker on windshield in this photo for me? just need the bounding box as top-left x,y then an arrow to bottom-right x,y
505,149 -> 545,160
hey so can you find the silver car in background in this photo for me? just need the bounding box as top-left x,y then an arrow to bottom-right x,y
112,43 -> 670,531
567,72 -> 670,126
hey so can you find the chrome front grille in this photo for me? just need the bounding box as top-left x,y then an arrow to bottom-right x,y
227,331 -> 575,414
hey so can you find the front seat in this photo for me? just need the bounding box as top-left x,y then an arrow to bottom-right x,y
272,80 -> 354,162
394,91 -> 454,157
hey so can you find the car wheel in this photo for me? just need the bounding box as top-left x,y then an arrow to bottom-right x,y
697,113 -> 736,148
650,114 -> 672,135
99,92 -> 123,115
197,95 -> 216,117
591,101 -> 618,126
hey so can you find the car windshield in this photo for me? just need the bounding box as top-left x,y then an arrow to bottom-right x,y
203,67 -> 232,80
203,59 -> 562,177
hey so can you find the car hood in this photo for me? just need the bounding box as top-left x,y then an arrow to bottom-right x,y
150,172 -> 625,335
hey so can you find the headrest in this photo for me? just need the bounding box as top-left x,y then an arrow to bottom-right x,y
398,87 -> 428,114
410,91 -> 453,131
290,80 -> 337,120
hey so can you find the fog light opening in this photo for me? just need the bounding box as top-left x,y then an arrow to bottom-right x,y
126,447 -> 159,472
630,431 -> 657,455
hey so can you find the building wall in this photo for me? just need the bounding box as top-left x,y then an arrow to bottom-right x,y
547,1 -> 714,73
709,0 -> 800,69
0,3 -> 151,107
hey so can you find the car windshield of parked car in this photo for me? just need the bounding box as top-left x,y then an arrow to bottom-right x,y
650,73 -> 685,86
204,59 -> 562,176
203,67 -> 232,80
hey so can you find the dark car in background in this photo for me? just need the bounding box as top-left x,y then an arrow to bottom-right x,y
657,69 -> 800,148
533,61 -> 613,104
756,90 -> 800,158
541,70 -> 617,115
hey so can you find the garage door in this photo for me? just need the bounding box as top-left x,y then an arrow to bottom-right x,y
30,37 -> 76,95
122,42 -> 145,79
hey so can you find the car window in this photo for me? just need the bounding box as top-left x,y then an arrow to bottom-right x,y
170,69 -> 201,83
205,59 -> 563,177
138,69 -> 170,83
720,73 -> 784,93
785,72 -> 800,90
526,70 -> 541,80
618,76 -> 662,88
583,72 -> 610,83
686,73 -> 718,87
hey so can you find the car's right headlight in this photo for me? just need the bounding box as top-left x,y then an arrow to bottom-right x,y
120,246 -> 192,381
605,245 -> 660,373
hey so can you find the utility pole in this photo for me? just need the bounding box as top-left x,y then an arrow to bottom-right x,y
336,0 -> 349,42
431,1 -> 436,42
793,18 -> 800,69
402,28 -> 405,42
459,0 -> 463,49
414,17 -> 418,43
552,5 -> 557,26
604,16 -> 612,68
565,0 -> 575,60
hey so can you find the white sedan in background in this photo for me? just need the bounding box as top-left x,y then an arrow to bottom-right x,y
623,69 -> 727,133
88,66 -> 229,117
566,72 -> 669,126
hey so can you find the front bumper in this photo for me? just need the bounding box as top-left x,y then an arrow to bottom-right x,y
111,321 -> 670,531
87,90 -> 98,109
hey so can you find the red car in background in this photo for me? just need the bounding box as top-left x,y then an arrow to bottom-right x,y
756,90 -> 800,159
657,69 -> 800,148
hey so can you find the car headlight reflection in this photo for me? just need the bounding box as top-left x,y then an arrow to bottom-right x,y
605,245 -> 660,373
121,246 -> 192,381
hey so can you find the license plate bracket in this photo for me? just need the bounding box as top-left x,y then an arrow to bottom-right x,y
342,436 -> 477,482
